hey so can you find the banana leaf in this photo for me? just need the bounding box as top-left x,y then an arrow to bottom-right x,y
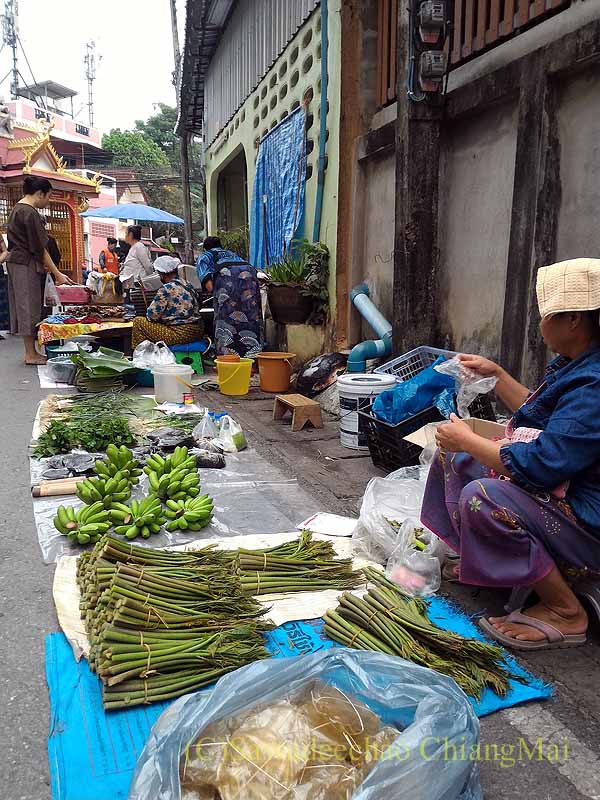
71,346 -> 139,377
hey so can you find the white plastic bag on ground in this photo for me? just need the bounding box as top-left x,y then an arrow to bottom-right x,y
217,415 -> 247,452
352,466 -> 429,563
132,340 -> 176,368
385,517 -> 442,597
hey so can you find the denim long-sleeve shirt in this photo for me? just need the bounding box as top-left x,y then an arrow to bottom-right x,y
500,347 -> 600,530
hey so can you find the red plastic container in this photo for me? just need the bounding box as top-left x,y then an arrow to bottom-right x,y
56,285 -> 91,304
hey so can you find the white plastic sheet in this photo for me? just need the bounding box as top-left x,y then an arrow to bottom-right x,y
32,448 -> 322,563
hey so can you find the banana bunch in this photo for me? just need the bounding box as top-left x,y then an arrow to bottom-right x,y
76,473 -> 131,508
110,497 -> 167,540
144,446 -> 200,502
95,445 -> 142,485
164,494 -> 214,531
53,502 -> 111,545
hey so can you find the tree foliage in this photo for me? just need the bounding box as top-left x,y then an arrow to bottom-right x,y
103,106 -> 204,231
101,129 -> 170,170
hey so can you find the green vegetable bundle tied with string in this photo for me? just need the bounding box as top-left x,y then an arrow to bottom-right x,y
77,536 -> 271,710
235,531 -> 364,595
324,568 -> 520,699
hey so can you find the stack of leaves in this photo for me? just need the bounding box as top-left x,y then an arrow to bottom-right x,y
234,531 -> 364,595
77,536 -> 270,710
71,346 -> 139,379
324,568 -> 518,699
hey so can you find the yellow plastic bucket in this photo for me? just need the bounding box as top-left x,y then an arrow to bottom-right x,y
216,357 -> 253,396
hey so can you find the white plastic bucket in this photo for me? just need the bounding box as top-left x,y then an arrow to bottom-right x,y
152,364 -> 194,404
337,373 -> 396,450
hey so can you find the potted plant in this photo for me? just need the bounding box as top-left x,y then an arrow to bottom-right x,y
267,239 -> 329,325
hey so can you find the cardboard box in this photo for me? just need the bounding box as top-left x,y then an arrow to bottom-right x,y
403,418 -> 506,448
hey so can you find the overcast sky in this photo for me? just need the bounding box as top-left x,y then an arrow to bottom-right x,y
0,0 -> 186,135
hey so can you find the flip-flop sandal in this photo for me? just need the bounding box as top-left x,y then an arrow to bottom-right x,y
478,609 -> 587,651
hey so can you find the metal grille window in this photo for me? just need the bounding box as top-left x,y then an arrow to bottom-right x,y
377,0 -> 398,108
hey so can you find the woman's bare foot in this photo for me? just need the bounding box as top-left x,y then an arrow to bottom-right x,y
487,602 -> 588,642
24,354 -> 47,365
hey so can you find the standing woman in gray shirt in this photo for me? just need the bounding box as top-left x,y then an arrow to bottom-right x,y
7,176 -> 72,364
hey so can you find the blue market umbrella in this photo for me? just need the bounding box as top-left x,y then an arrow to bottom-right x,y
80,203 -> 184,224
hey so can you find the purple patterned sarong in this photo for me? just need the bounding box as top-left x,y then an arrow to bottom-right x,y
421,451 -> 600,587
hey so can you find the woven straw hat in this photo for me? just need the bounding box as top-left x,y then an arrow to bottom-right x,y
536,258 -> 600,318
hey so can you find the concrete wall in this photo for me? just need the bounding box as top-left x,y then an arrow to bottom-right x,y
358,151 -> 396,340
438,102 -> 518,360
555,66 -> 600,260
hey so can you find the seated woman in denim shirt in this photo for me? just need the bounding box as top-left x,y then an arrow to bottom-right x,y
422,258 -> 600,651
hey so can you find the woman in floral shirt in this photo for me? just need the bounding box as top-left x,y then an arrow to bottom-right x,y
131,256 -> 203,348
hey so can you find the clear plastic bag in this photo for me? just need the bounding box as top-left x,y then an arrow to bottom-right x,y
352,466 -> 430,563
132,340 -> 176,368
434,356 -> 497,418
129,649 -> 483,800
385,518 -> 441,597
217,415 -> 247,453
192,413 -> 219,443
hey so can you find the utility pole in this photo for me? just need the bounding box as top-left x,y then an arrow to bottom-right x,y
169,0 -> 194,264
84,40 -> 97,127
2,0 -> 19,99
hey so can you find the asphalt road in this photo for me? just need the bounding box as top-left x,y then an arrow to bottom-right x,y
0,336 -> 56,800
2,332 -> 600,800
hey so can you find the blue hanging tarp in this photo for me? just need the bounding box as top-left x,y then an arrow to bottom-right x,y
250,107 -> 306,268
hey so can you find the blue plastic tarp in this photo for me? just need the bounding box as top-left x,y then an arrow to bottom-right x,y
46,605 -> 551,800
250,108 -> 307,268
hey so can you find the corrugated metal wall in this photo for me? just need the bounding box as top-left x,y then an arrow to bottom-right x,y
203,0 -> 319,146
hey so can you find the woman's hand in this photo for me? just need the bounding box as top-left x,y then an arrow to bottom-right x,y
458,353 -> 501,377
435,414 -> 476,453
54,270 -> 74,286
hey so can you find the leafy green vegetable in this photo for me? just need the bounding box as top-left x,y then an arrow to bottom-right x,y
34,417 -> 135,458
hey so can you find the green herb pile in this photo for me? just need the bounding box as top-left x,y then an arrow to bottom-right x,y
324,568 -> 519,699
35,391 -> 138,457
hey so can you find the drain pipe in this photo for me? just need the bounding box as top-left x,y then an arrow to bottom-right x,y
347,283 -> 392,372
312,0 -> 328,242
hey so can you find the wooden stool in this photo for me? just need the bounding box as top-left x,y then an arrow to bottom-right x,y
273,393 -> 324,432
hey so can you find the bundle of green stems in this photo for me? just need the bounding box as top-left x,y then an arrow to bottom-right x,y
78,536 -> 270,710
324,568 -> 517,699
234,531 -> 364,595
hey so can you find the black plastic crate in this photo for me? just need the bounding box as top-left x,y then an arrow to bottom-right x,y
359,394 -> 496,473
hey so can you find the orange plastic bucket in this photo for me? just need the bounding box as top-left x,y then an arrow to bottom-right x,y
257,352 -> 296,393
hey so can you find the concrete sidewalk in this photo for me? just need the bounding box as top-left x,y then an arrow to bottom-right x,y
2,336 -> 600,799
